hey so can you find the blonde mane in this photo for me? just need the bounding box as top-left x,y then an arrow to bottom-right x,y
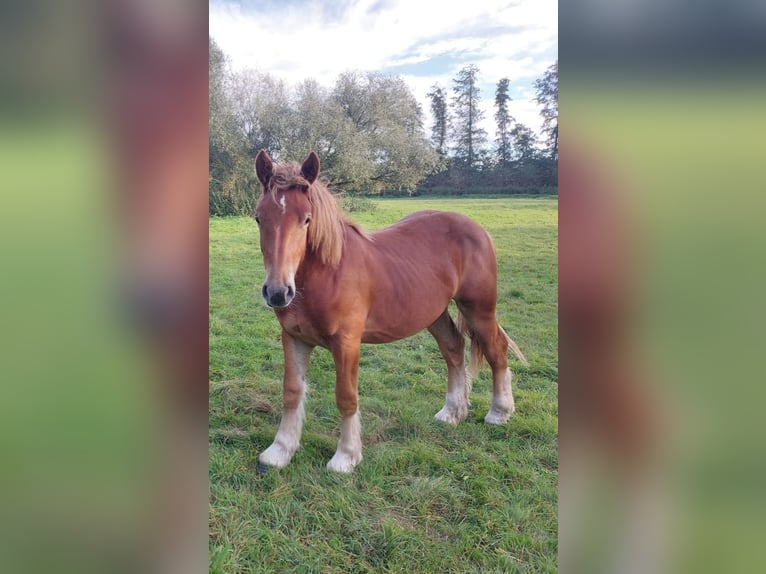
266,162 -> 349,266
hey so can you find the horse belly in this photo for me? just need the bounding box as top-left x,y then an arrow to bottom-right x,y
356,213 -> 476,343
361,291 -> 452,344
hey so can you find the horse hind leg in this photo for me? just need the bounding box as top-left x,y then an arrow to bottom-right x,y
428,309 -> 470,425
458,308 -> 527,425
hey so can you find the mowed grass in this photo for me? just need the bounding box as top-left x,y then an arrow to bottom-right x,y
209,197 -> 558,573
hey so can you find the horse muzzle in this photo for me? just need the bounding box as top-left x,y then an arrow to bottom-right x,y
262,283 -> 295,308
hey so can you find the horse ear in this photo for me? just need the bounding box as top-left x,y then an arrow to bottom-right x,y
255,149 -> 273,190
300,151 -> 320,185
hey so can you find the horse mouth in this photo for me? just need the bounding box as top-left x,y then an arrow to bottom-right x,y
262,284 -> 295,308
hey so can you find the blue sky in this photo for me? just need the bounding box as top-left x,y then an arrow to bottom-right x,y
209,0 -> 557,142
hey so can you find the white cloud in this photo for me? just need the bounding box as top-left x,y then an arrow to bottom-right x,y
209,0 -> 557,142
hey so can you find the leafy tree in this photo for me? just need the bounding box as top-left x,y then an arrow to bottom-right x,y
328,72 -> 439,192
494,78 -> 514,166
365,74 -> 438,190
534,61 -> 558,160
426,84 -> 448,156
450,64 -> 487,168
333,71 -> 373,131
208,49 -> 441,210
209,37 -> 256,216
287,79 -> 338,158
208,37 -> 230,152
229,70 -> 291,158
209,36 -> 239,173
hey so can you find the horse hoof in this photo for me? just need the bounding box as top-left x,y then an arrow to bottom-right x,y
434,405 -> 467,426
484,406 -> 514,425
256,462 -> 271,474
327,452 -> 361,473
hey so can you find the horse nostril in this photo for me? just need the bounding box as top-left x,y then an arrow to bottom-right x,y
287,285 -> 294,298
262,284 -> 268,299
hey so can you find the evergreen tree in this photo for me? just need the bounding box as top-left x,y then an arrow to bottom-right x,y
450,64 -> 487,168
510,123 -> 537,162
426,84 -> 448,156
534,61 -> 558,160
494,78 -> 514,166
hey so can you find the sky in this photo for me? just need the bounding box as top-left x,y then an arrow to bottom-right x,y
209,0 -> 557,148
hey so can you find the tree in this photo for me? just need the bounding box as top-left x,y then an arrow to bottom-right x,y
229,69 -> 291,158
534,61 -> 558,160
208,39 -> 441,210
208,37 -> 230,152
333,71 -> 373,131
365,74 -> 438,190
328,72 -> 439,192
426,84 -> 448,156
494,78 -> 514,166
209,36 -> 239,170
510,123 -> 537,162
450,64 -> 487,168
208,37 -> 256,216
287,79 -> 338,158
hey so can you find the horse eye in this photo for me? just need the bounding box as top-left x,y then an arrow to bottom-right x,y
254,215 -> 261,225
304,215 -> 311,226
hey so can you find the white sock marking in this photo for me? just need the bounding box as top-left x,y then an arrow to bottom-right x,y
259,394 -> 306,468
485,368 -> 515,424
327,411 -> 362,473
434,389 -> 468,425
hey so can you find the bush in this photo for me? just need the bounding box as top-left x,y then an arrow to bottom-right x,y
209,152 -> 260,216
339,193 -> 378,213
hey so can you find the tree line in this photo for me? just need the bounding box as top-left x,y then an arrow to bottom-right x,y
210,37 -> 557,215
421,62 -> 557,195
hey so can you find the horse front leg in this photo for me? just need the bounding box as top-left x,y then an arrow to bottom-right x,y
258,330 -> 313,470
327,337 -> 363,473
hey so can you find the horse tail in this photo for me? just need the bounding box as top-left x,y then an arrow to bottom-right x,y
456,311 -> 481,401
500,325 -> 529,367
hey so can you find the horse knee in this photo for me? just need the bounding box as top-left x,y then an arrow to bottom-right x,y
283,385 -> 305,410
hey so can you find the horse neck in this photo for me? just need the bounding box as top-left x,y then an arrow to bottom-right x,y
298,219 -> 357,283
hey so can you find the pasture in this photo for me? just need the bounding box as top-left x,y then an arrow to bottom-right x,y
209,196 -> 558,573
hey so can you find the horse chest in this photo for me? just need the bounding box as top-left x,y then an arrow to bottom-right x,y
275,307 -> 327,347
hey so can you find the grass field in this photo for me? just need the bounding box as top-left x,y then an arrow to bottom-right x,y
209,197 -> 558,573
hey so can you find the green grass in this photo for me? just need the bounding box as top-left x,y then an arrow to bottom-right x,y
209,197 -> 558,573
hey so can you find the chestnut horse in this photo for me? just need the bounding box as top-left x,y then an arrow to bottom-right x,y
253,150 -> 527,473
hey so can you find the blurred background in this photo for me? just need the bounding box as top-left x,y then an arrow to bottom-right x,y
0,0 -> 764,572
0,1 -> 208,573
560,0 -> 766,572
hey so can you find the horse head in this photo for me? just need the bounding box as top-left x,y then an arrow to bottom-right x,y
254,149 -> 320,308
